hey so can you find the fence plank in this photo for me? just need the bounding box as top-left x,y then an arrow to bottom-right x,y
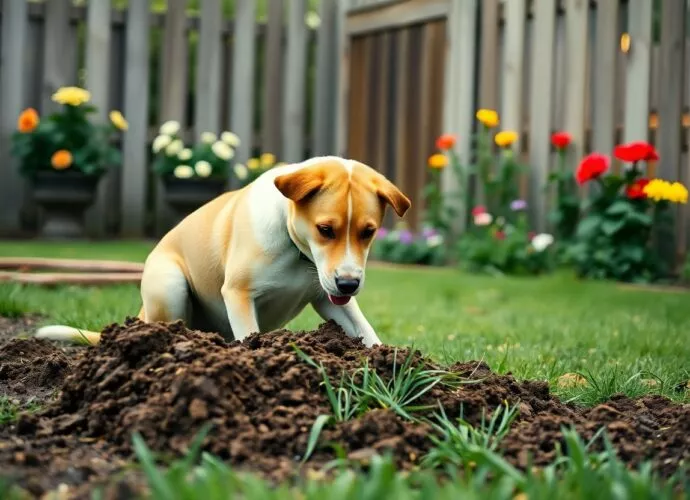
394,29 -> 411,192
592,0 -> 619,157
84,0 -> 112,237
0,0 -> 28,234
283,0 -> 308,163
563,0 -> 589,167
262,0 -> 284,157
478,0 -> 499,109
335,0 -> 352,157
195,0 -> 223,136
120,1 -> 150,236
374,32 -> 392,171
41,0 -> 72,114
501,0 -> 526,150
230,0 -> 257,166
623,0 -> 652,144
527,0 -> 556,232
313,0 -> 338,156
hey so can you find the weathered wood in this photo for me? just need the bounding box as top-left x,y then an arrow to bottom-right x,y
283,0 -> 309,163
0,0 -> 28,234
120,1 -> 150,236
0,257 -> 144,272
262,0 -> 285,157
394,29 -> 412,191
622,1 -> 652,146
528,0 -> 556,231
230,0 -> 257,166
374,32 -> 393,171
0,272 -> 143,286
563,0 -> 589,167
84,0 -> 113,237
345,0 -> 448,35
335,0 -> 352,157
592,0 -> 618,156
501,0 -> 526,150
478,0 -> 499,110
346,36 -> 371,161
195,0 -> 223,136
41,0 -> 72,114
313,0 -> 338,156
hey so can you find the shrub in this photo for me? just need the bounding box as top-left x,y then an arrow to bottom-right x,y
370,224 -> 446,266
232,153 -> 285,188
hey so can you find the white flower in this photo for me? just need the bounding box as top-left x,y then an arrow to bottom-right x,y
211,141 -> 234,161
220,131 -> 241,147
178,148 -> 192,161
165,139 -> 184,157
427,234 -> 444,247
474,212 -> 493,226
305,11 -> 321,29
194,160 -> 213,178
173,165 -> 194,179
159,120 -> 180,136
233,164 -> 248,180
152,134 -> 172,153
531,233 -> 554,252
200,132 -> 217,144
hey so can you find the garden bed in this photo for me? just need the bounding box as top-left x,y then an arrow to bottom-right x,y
0,318 -> 688,498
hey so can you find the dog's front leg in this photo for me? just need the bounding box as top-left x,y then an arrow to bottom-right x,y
221,284 -> 259,342
311,296 -> 381,347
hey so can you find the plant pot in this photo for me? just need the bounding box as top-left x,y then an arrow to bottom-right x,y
31,171 -> 101,239
162,176 -> 227,221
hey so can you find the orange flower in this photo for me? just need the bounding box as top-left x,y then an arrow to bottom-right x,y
435,133 -> 456,150
17,108 -> 39,133
428,153 -> 448,169
51,150 -> 73,170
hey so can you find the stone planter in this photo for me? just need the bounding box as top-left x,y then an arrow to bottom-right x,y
31,171 -> 101,239
162,176 -> 227,221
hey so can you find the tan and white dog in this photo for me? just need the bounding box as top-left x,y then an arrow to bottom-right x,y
36,156 -> 410,347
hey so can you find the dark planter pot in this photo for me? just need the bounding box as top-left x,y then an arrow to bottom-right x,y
162,176 -> 227,221
31,171 -> 101,239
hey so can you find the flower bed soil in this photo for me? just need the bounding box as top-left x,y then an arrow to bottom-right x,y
0,317 -> 688,498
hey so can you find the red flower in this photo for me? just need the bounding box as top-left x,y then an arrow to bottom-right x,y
614,141 -> 657,163
436,133 -> 457,150
528,232 -> 535,242
495,230 -> 506,241
626,178 -> 650,199
551,132 -> 572,150
576,153 -> 609,185
471,205 -> 486,217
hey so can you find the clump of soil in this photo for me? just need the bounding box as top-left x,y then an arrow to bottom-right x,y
0,318 -> 688,498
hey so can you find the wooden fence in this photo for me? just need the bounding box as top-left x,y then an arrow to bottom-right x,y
0,0 -> 340,238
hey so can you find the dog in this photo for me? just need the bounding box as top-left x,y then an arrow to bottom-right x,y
36,156 -> 411,347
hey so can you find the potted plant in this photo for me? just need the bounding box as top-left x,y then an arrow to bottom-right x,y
152,122 -> 240,218
11,86 -> 127,238
231,152 -> 285,188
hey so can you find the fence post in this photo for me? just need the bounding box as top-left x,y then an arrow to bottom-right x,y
262,0 -> 285,157
283,0 -> 308,163
41,0 -> 72,114
313,0 -> 338,156
195,0 -> 223,137
592,0 -> 619,157
501,0 -> 526,152
335,0 -> 351,158
623,0 -> 652,144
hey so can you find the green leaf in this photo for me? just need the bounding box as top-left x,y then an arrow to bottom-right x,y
303,414 -> 333,463
605,200 -> 633,217
575,215 -> 602,239
627,210 -> 653,227
620,245 -> 645,263
601,218 -> 626,236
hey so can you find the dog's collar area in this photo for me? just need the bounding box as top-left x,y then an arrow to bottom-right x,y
298,249 -> 312,263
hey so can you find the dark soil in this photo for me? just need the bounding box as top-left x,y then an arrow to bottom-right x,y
0,317 -> 688,499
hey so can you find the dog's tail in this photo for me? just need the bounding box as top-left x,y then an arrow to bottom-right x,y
35,325 -> 101,345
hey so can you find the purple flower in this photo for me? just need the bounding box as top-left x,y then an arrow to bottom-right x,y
422,227 -> 438,239
376,227 -> 389,239
399,230 -> 414,245
510,199 -> 527,211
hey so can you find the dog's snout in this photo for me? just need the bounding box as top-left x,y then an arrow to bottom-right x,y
335,277 -> 360,295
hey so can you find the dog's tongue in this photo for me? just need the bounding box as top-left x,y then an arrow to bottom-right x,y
328,294 -> 351,306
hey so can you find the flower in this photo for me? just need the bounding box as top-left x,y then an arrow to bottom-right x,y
399,230 -> 414,244
428,153 -> 448,169
261,153 -> 276,167
200,132 -> 217,144
551,131 -> 572,149
178,148 -> 193,161
159,120 -> 180,136
528,231 -> 536,242
626,178 -> 650,199
474,212 -> 493,226
376,227 -> 389,239
211,141 -> 234,161
221,131 -> 241,147
531,233 -> 554,252
614,141 -> 657,163
435,134 -> 456,150
476,109 -> 499,128
17,108 -> 39,133
152,134 -> 172,153
422,227 -> 438,239
173,165 -> 194,179
510,199 -> 527,211
668,182 -> 689,203
194,160 -> 213,178
495,230 -> 506,241
165,139 -> 184,157
471,205 -> 486,217
427,234 -> 444,247
109,110 -> 128,131
494,130 -> 518,148
233,163 -> 249,180
247,158 -> 260,170
305,11 -> 321,29
51,86 -> 91,106
51,150 -> 73,170
643,179 -> 688,204
576,153 -> 609,185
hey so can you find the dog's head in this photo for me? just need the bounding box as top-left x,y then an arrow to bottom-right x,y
274,157 -> 410,306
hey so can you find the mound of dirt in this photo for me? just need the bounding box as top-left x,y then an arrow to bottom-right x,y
0,318 -> 688,498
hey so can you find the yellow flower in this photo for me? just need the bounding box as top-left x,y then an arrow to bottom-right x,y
109,110 -> 128,131
668,182 -> 688,204
643,179 -> 689,204
247,158 -> 260,170
51,86 -> 91,106
476,108 -> 499,128
260,153 -> 276,167
427,153 -> 448,169
495,130 -> 519,148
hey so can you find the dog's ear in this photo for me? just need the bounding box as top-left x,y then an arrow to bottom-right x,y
375,176 -> 411,218
274,167 -> 325,202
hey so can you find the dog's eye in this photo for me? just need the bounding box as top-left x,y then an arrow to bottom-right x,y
360,227 -> 376,239
317,224 -> 336,239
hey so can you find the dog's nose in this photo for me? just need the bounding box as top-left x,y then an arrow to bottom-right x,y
335,277 -> 360,295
